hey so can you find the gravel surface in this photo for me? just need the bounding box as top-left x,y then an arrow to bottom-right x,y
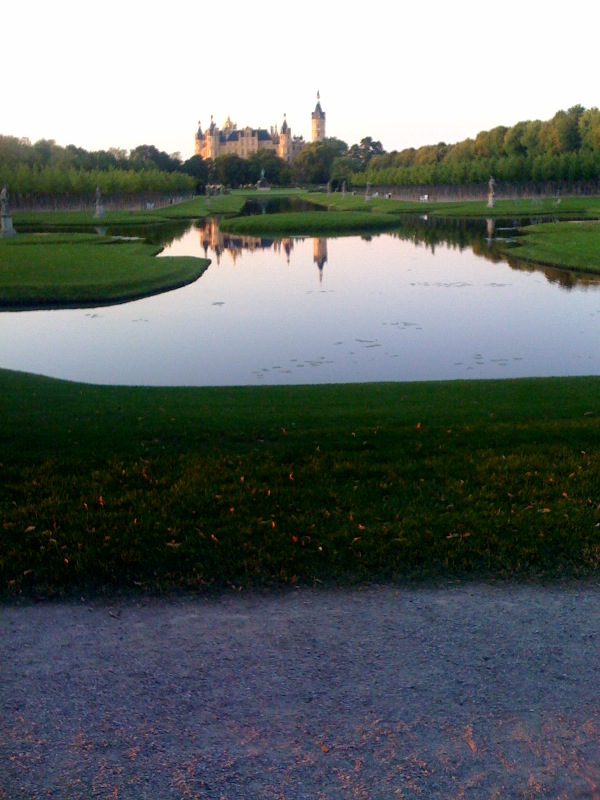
1,583 -> 599,799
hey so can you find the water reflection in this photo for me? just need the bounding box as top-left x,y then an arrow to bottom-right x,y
238,196 -> 324,216
2,217 -> 600,386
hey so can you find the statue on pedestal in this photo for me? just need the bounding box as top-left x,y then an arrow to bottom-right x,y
1,185 -> 16,237
94,185 -> 106,219
487,176 -> 496,209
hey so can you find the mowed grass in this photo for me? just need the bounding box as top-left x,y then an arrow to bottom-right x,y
0,234 -> 210,308
320,192 -> 600,219
501,220 -> 600,274
2,369 -> 600,597
220,210 -> 400,236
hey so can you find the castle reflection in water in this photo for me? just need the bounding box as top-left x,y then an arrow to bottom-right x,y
196,217 -> 328,280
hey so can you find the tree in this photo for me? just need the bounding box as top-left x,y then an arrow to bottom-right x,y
553,105 -> 584,153
291,138 -> 348,184
209,154 -> 250,187
129,144 -> 181,173
347,137 -> 385,168
503,122 -> 528,157
181,154 -> 208,191
246,150 -> 286,185
579,107 -> 600,151
473,126 -> 507,159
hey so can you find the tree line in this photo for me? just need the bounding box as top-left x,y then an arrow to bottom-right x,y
2,104 -> 600,200
0,138 -> 196,203
335,105 -> 600,188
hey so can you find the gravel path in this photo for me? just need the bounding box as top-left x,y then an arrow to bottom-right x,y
1,583 -> 599,799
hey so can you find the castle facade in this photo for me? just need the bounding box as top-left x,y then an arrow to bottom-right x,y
195,94 -> 326,163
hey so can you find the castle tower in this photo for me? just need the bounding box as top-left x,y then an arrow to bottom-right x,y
194,121 -> 203,156
278,113 -> 292,162
311,91 -> 326,142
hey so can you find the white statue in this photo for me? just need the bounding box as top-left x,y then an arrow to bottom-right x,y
487,176 -> 496,209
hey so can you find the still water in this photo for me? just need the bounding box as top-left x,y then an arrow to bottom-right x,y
2,219 -> 600,386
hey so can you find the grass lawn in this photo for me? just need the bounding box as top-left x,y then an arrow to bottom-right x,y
220,209 -> 400,236
2,370 -> 600,597
320,193 -> 600,219
499,220 -> 600,274
0,233 -> 210,308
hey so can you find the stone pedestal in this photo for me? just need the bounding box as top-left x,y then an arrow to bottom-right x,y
94,203 -> 106,219
487,176 -> 496,208
1,214 -> 16,237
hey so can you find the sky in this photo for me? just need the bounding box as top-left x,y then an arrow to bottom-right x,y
3,1 -> 598,161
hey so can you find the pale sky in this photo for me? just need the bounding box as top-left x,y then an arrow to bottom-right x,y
3,1 -> 598,161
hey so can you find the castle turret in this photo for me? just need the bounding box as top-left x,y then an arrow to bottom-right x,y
278,113 -> 292,162
194,121 -> 203,156
311,91 -> 326,142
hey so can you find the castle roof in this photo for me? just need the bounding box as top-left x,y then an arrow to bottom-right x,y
211,128 -> 275,144
313,90 -> 325,118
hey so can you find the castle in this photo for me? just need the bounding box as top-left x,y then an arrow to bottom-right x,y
195,93 -> 326,163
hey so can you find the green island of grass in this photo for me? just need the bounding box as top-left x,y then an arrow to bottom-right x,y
0,233 -> 210,309
1,370 -> 599,597
220,209 -> 400,236
500,220 -> 600,274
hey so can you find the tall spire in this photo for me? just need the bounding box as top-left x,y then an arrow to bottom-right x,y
312,90 -> 326,142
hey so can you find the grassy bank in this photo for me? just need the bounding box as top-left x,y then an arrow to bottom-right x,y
220,209 -> 400,236
0,234 -> 210,308
2,370 -> 599,597
11,192 -> 273,227
500,220 -> 600,274
319,192 -> 600,219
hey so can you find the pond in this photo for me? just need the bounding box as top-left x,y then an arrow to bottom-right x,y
2,216 -> 600,386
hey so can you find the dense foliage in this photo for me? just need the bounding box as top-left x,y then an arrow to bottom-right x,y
343,105 -> 600,187
2,105 -> 600,198
0,136 -> 195,200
